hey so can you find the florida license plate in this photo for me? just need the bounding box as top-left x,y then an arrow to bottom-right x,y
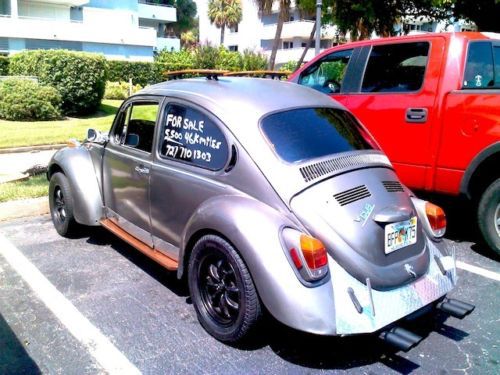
384,216 -> 417,254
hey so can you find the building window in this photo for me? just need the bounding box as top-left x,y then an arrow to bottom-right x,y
283,41 -> 293,49
230,24 -> 238,33
228,45 -> 238,52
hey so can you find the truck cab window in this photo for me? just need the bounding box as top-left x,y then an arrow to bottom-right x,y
463,41 -> 495,89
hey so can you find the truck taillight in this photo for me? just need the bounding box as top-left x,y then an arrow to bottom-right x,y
425,202 -> 446,237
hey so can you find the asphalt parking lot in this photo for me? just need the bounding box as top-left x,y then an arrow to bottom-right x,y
0,213 -> 498,374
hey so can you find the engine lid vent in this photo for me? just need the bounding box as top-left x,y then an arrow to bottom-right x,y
383,181 -> 404,193
299,153 -> 391,183
334,185 -> 371,206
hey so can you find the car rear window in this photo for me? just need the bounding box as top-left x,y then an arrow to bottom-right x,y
463,41 -> 499,89
261,108 -> 376,163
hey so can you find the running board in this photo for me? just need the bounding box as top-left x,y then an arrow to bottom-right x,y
100,219 -> 178,271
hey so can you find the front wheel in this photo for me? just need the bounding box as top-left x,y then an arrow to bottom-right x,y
477,178 -> 500,254
49,172 -> 79,237
188,235 -> 262,343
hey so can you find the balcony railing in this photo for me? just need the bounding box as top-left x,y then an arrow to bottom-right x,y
138,0 -> 174,8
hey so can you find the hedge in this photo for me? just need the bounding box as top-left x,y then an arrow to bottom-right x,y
106,61 -> 163,86
0,56 -> 9,76
9,50 -> 107,115
0,78 -> 62,121
104,81 -> 143,100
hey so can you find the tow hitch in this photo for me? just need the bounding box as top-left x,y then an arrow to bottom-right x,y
437,298 -> 475,319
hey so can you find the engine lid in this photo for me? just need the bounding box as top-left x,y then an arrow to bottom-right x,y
290,167 -> 430,290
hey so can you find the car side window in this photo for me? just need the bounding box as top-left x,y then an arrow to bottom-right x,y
463,41 -> 497,89
298,49 -> 353,94
361,42 -> 429,93
112,102 -> 159,153
160,104 -> 229,171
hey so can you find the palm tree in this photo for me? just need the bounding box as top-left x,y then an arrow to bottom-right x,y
207,0 -> 243,45
254,0 -> 291,70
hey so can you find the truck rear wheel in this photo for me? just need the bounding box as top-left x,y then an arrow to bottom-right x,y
477,178 -> 500,254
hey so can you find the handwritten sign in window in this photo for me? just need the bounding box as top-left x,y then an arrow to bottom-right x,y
160,104 -> 228,170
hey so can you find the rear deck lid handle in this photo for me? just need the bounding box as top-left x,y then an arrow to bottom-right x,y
373,206 -> 412,223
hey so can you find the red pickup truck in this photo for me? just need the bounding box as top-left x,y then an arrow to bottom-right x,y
290,32 -> 500,253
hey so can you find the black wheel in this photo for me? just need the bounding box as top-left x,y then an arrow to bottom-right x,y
477,178 -> 500,254
188,235 -> 262,343
49,172 -> 79,237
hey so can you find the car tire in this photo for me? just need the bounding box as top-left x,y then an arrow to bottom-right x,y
477,178 -> 500,254
49,172 -> 79,237
188,234 -> 262,343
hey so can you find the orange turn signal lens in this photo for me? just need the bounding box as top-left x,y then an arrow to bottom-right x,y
425,202 -> 446,236
300,235 -> 328,269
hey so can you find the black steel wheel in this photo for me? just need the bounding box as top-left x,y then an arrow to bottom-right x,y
49,172 -> 78,237
478,178 -> 500,254
188,235 -> 262,343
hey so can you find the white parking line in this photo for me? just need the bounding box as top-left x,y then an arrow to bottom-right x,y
0,234 -> 141,375
456,260 -> 500,282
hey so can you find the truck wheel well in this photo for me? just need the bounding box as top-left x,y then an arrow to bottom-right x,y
468,153 -> 500,201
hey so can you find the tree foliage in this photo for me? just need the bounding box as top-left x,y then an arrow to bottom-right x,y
449,0 -> 500,32
208,0 -> 243,44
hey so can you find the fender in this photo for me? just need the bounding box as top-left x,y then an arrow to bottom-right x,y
48,146 -> 104,226
179,195 -> 337,335
460,142 -> 500,198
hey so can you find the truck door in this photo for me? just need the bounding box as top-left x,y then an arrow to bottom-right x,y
346,38 -> 446,190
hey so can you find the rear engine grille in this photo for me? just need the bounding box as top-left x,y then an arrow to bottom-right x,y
333,185 -> 371,206
299,153 -> 391,183
383,181 -> 404,193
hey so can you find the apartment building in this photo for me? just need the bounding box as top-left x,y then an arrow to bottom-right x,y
196,0 -> 334,66
0,0 -> 180,61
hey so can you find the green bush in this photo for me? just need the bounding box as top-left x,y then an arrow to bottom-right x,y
194,44 -> 220,69
9,50 -> 107,115
104,81 -> 143,100
0,78 -> 62,121
215,48 -> 243,71
155,49 -> 195,71
279,60 -> 299,72
242,49 -> 268,71
0,56 -> 9,76
106,61 -> 162,86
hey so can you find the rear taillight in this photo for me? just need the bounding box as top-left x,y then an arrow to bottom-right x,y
425,202 -> 446,237
282,229 -> 329,283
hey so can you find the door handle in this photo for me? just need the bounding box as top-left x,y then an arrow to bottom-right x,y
134,165 -> 150,174
405,108 -> 428,123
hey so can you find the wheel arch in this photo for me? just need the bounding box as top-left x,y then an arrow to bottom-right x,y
460,142 -> 500,200
48,147 -> 104,226
177,195 -> 337,335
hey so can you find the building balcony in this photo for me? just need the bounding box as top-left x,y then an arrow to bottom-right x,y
264,47 -> 324,66
138,0 -> 176,22
0,14 -> 157,47
156,36 -> 179,52
262,20 -> 315,40
26,0 -> 89,5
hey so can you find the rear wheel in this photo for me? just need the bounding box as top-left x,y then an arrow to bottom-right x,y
49,172 -> 79,237
188,235 -> 262,343
477,178 -> 500,254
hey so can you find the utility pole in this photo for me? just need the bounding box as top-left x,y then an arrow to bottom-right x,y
315,0 -> 322,55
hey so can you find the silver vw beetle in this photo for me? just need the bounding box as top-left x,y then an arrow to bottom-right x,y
47,77 -> 473,349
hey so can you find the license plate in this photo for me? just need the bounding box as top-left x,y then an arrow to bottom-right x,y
384,216 -> 417,254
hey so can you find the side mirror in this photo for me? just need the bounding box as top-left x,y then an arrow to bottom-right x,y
86,128 -> 108,144
125,133 -> 139,148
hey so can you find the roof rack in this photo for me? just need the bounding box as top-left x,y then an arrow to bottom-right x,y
164,69 -> 229,80
224,70 -> 291,79
163,69 -> 292,81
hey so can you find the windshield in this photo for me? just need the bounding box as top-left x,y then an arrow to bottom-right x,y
261,108 -> 376,163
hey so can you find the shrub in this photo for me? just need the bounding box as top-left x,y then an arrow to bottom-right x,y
242,49 -> 268,71
215,47 -> 243,71
0,56 -> 9,76
9,50 -> 107,115
104,81 -> 143,100
279,60 -> 299,72
0,78 -> 61,121
155,49 -> 195,71
106,61 -> 161,86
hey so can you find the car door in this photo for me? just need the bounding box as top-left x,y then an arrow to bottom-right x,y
345,38 -> 446,190
149,101 -> 230,260
102,97 -> 162,247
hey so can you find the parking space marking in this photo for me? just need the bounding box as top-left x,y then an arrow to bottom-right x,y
456,260 -> 500,282
0,234 -> 141,375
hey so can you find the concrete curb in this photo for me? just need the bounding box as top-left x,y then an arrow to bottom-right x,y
0,196 -> 49,222
0,144 -> 66,154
